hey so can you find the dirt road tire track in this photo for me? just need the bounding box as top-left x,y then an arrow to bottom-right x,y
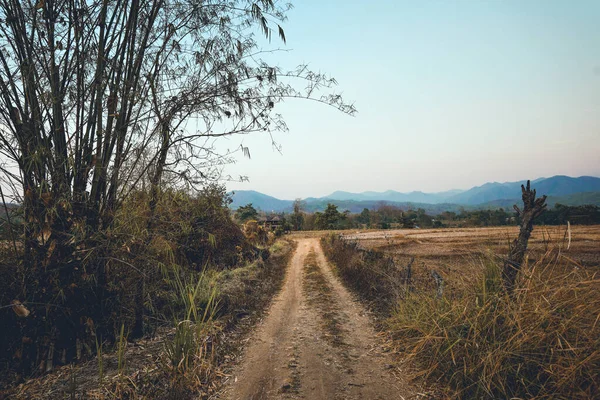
219,238 -> 416,400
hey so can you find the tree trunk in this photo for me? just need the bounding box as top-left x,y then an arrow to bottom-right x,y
502,180 -> 547,295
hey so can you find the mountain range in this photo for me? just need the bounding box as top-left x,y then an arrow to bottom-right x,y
230,175 -> 600,214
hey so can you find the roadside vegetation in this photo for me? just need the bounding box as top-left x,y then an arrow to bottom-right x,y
1,187 -> 294,398
390,252 -> 600,399
0,0 -> 353,396
323,231 -> 600,399
322,184 -> 600,399
320,236 -> 405,315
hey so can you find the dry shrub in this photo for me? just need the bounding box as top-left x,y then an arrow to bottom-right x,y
320,234 -> 404,314
388,249 -> 600,399
216,239 -> 294,322
242,220 -> 271,247
0,239 -> 294,399
0,184 -> 260,385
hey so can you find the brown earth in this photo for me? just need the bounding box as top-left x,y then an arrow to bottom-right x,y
341,224 -> 600,293
217,238 -> 422,400
342,225 -> 600,265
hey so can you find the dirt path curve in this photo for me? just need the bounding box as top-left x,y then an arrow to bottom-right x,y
217,238 -> 416,400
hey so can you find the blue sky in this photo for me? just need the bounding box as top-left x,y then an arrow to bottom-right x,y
224,0 -> 600,199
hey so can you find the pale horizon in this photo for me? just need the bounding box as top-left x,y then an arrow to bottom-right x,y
224,0 -> 600,199
229,174 -> 600,201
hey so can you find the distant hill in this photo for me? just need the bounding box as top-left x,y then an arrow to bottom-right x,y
229,190 -> 293,212
446,176 -> 600,205
479,191 -> 600,209
230,176 -> 600,213
445,181 -> 528,205
324,189 -> 464,204
229,191 -> 469,214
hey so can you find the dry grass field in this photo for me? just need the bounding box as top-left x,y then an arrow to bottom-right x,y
322,225 -> 600,398
341,225 -> 600,294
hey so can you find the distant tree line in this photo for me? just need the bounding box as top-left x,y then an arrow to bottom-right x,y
255,202 -> 600,231
535,204 -> 600,225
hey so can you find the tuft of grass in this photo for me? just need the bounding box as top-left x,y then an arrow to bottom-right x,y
388,249 -> 600,399
163,268 -> 219,376
320,234 -> 404,314
116,324 -> 127,377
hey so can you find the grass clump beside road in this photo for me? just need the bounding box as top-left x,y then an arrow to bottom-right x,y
320,234 -> 404,315
2,239 -> 294,399
322,233 -> 600,399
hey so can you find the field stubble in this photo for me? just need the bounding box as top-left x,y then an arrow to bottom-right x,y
343,225 -> 600,294
330,224 -> 600,398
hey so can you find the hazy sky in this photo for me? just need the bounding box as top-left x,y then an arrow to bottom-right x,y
224,0 -> 600,200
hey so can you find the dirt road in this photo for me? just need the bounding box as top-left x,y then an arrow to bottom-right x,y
219,238 -> 416,400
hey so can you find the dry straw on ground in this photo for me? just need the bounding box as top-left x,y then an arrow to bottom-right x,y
323,225 -> 600,399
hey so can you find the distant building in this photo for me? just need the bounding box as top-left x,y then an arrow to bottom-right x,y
260,215 -> 283,230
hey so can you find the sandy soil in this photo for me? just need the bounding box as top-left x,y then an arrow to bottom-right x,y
217,238 -> 418,400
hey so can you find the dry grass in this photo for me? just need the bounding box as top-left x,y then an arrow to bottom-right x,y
320,234 -> 405,315
388,249 -> 600,398
2,239 -> 295,399
344,225 -> 600,296
323,225 -> 600,399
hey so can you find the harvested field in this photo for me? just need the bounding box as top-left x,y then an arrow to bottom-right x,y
323,225 -> 600,398
341,225 -> 600,294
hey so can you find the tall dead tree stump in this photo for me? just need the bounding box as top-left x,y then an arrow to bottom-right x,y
502,180 -> 547,295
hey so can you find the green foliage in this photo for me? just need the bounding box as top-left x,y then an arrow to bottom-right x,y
164,321 -> 198,374
235,203 -> 259,222
356,208 -> 371,226
274,224 -> 286,237
315,203 -> 349,230
163,268 -> 219,376
454,208 -> 513,227
536,204 -> 600,225
289,199 -> 305,230
163,264 -> 218,323
279,200 -> 600,232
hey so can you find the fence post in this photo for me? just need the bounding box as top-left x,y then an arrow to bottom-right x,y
431,270 -> 444,298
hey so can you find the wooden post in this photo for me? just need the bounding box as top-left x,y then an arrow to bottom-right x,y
404,257 -> 414,288
502,180 -> 547,295
431,270 -> 444,298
